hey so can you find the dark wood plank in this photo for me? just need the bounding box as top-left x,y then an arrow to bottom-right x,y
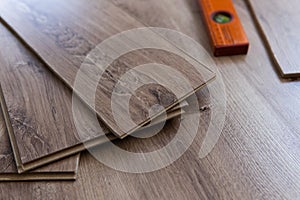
246,0 -> 300,78
0,102 -> 80,181
0,0 -> 215,138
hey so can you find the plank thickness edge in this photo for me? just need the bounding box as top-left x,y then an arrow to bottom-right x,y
245,0 -> 300,79
0,84 -> 25,174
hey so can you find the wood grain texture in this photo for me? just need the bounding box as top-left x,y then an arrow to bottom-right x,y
0,0 -> 215,138
0,0 -> 299,199
0,102 -> 80,181
0,21 -> 107,172
0,20 -> 185,173
246,0 -> 300,78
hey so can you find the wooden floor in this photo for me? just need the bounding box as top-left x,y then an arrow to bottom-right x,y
0,0 -> 299,199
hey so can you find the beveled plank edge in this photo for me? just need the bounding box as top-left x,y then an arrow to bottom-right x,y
0,84 -> 25,174
18,136 -> 115,174
0,172 -> 76,182
245,0 -> 300,79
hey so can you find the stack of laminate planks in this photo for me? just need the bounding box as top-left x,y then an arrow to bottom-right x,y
0,22 -> 81,181
0,0 -> 215,180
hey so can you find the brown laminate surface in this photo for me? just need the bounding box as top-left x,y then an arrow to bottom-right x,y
0,20 -> 186,172
0,0 -> 299,199
0,102 -> 80,181
0,0 -> 215,139
0,21 -> 106,172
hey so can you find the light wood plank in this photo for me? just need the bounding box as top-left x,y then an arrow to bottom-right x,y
246,0 -> 300,78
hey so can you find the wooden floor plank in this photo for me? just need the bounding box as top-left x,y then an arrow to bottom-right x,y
0,0 -> 215,138
246,0 -> 300,78
0,102 -> 80,181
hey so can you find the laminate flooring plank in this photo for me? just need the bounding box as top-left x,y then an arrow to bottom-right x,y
0,21 -> 108,173
0,20 -> 187,172
0,0 -> 215,138
0,101 -> 80,181
246,0 -> 300,78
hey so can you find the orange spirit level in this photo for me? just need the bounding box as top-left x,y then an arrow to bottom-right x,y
198,0 -> 249,56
